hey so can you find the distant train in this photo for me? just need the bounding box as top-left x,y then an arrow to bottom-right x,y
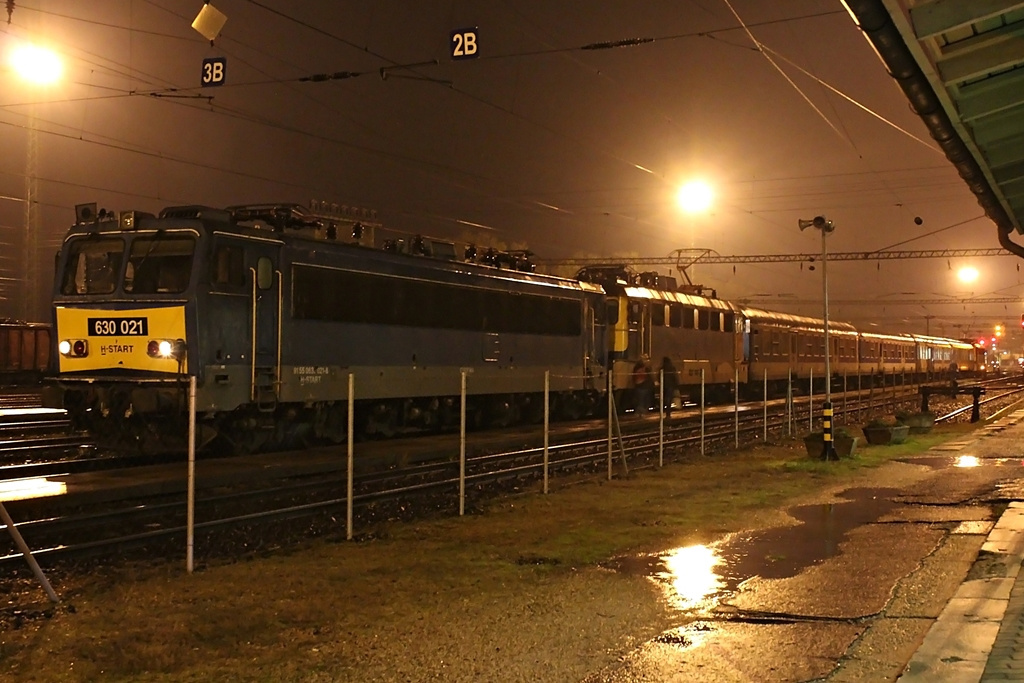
0,320 -> 51,383
43,202 -> 980,452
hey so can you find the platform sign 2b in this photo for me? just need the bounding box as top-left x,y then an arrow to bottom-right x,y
201,57 -> 227,87
450,28 -> 478,60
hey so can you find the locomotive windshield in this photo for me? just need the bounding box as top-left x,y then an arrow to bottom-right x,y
124,235 -> 195,294
58,234 -> 195,295
60,237 -> 124,295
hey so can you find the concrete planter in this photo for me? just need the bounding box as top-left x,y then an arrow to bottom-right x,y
862,424 -> 910,445
900,412 -> 935,434
803,432 -> 858,459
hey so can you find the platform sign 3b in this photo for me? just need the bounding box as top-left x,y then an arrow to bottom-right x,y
450,28 -> 478,60
201,57 -> 227,87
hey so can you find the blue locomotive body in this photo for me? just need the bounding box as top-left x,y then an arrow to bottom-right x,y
46,204 -> 608,449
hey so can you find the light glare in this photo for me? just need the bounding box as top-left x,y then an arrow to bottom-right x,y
10,44 -> 62,85
659,544 -> 724,610
677,180 -> 713,214
957,266 -> 979,284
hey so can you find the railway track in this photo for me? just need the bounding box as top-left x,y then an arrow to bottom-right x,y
2,378 -> 1022,575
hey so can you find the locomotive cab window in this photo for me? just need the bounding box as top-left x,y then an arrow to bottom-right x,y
124,235 -> 195,294
605,300 -> 619,325
211,243 -> 246,288
60,237 -> 125,295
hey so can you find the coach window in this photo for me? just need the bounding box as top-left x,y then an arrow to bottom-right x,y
651,303 -> 666,327
682,306 -> 695,329
697,309 -> 710,330
60,237 -> 125,295
668,304 -> 682,327
723,312 -> 734,333
709,311 -> 722,332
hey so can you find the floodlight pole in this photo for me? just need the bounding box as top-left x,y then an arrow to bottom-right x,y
820,221 -> 836,461
800,216 -> 837,461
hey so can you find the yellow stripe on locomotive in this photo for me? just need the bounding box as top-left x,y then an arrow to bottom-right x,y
55,305 -> 188,373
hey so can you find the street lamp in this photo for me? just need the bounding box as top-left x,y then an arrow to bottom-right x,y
8,43 -> 62,85
8,42 -> 61,321
799,215 -> 836,460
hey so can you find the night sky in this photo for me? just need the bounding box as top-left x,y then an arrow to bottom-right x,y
0,1 -> 1016,342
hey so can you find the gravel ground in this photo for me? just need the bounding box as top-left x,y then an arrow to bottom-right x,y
2,390 -> 1020,682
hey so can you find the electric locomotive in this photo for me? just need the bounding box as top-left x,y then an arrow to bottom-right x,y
45,202 -> 609,451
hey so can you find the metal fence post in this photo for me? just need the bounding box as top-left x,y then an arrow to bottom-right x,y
607,371 -> 613,480
700,368 -> 706,455
460,370 -> 467,516
734,367 -> 739,449
658,369 -> 664,468
187,375 -> 196,573
809,367 -> 814,432
787,369 -> 793,437
763,369 -> 768,442
543,370 -> 550,494
347,373 -> 354,540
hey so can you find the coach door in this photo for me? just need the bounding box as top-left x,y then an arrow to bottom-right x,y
251,250 -> 281,409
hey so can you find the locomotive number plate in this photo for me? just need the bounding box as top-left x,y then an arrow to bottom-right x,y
88,317 -> 149,336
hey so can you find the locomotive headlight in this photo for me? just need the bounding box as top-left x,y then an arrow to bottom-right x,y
59,339 -> 88,357
147,338 -> 186,359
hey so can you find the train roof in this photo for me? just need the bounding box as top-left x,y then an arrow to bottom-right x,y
623,286 -> 742,311
740,306 -> 858,332
62,203 -> 606,297
905,334 -> 977,350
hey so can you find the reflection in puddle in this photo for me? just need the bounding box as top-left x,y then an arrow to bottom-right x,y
611,488 -> 900,618
658,545 -> 724,611
901,454 -> 1022,469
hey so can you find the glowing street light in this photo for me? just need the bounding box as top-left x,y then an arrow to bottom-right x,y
798,215 -> 837,460
957,266 -> 979,284
677,180 -> 714,214
7,42 -> 62,319
9,43 -> 62,85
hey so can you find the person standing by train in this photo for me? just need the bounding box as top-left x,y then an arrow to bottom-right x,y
632,356 -> 654,416
660,357 -> 679,416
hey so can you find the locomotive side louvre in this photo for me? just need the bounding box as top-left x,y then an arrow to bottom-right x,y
275,244 -> 608,405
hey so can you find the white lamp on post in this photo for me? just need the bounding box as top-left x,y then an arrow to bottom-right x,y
799,215 -> 837,460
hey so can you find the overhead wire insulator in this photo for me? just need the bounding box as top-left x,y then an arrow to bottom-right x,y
6,1 -> 14,25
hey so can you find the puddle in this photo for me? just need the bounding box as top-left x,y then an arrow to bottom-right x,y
899,455 -> 1024,469
606,487 -> 900,614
